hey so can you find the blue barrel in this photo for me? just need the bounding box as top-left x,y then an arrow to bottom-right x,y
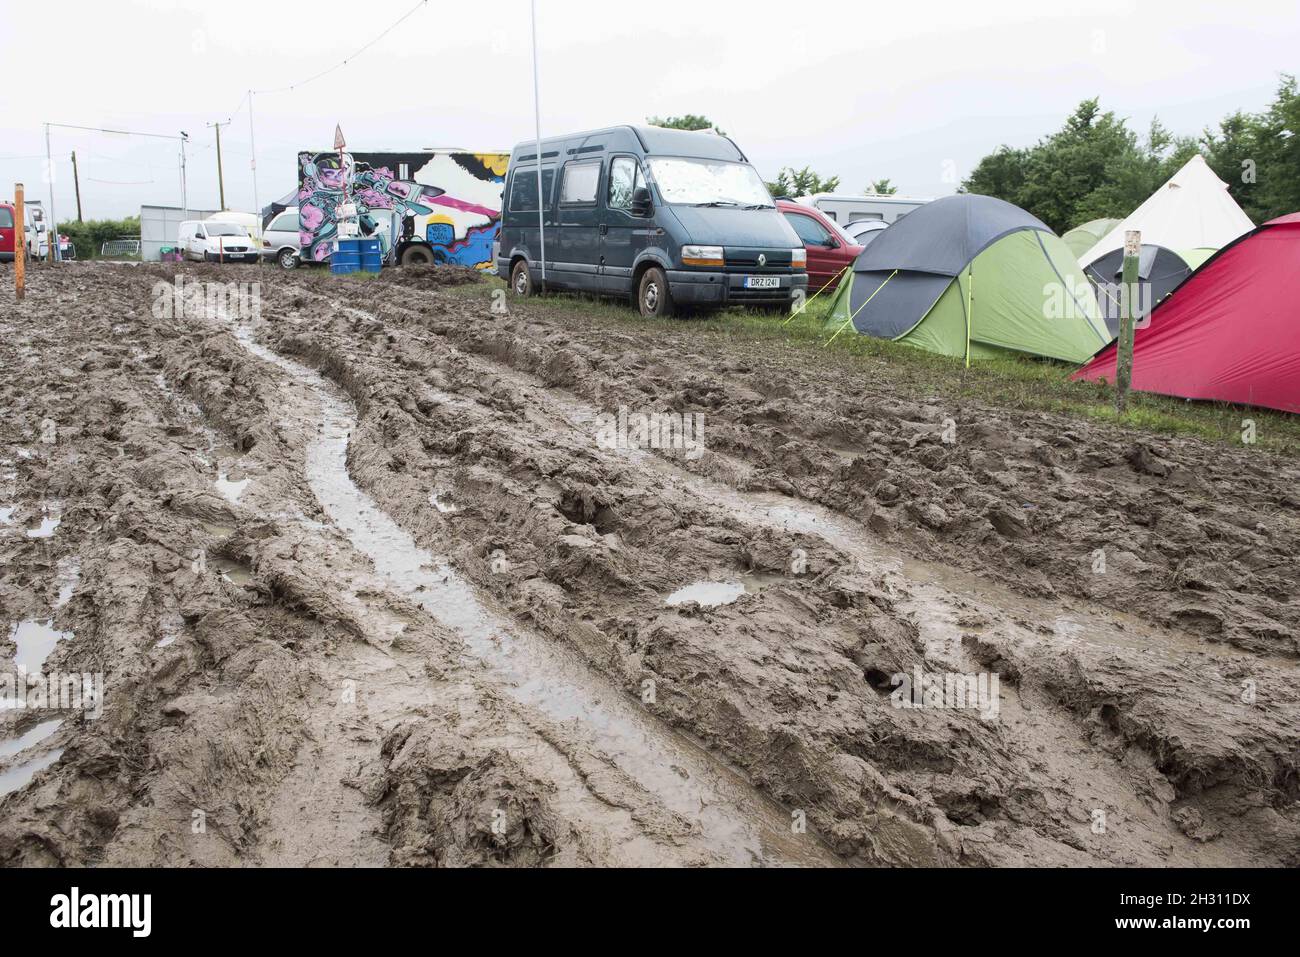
331,238 -> 363,275
358,237 -> 383,273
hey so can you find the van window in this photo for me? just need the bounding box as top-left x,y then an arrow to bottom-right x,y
509,168 -> 556,212
560,161 -> 601,205
607,157 -> 647,211
0,208 -> 13,228
270,212 -> 300,232
783,212 -> 832,246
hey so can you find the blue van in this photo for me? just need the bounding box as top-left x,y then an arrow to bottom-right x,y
496,126 -> 807,317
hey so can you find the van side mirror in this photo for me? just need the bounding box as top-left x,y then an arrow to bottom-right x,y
631,187 -> 652,217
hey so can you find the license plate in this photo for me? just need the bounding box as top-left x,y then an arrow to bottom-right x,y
744,276 -> 781,289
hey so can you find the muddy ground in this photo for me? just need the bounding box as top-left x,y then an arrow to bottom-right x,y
1,261 -> 1296,867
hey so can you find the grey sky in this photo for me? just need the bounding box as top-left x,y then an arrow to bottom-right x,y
2,0 -> 1296,221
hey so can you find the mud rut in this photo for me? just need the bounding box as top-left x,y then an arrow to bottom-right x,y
1,264 -> 1297,867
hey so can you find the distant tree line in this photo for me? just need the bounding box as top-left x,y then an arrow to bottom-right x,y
961,74 -> 1299,233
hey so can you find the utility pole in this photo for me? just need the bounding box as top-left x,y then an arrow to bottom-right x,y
70,152 -> 83,222
14,183 -> 25,300
207,120 -> 229,210
1115,229 -> 1141,416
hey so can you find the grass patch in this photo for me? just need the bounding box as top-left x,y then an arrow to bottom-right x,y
440,276 -> 1300,456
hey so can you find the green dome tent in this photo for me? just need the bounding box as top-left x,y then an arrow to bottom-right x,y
823,194 -> 1112,365
1061,218 -> 1120,259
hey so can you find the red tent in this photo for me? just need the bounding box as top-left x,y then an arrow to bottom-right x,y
1073,212 -> 1300,414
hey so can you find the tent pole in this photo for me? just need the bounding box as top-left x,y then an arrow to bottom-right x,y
825,269 -> 896,346
964,263 -> 973,368
785,264 -> 848,325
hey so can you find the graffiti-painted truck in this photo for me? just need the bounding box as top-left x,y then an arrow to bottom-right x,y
296,150 -> 508,268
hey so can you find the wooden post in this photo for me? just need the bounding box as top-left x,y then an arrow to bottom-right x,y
1115,229 -> 1140,415
14,183 -> 25,300
71,152 -> 83,222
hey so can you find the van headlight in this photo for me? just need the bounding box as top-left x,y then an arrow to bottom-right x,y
682,244 -> 724,267
791,248 -> 807,269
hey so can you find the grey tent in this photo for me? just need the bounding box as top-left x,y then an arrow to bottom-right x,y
1082,244 -> 1215,335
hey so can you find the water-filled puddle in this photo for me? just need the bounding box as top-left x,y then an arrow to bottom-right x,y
0,749 -> 63,798
215,469 -> 250,503
212,557 -> 254,587
9,620 -> 73,674
0,719 -> 63,759
0,506 -> 14,525
25,504 -> 61,539
664,573 -> 777,608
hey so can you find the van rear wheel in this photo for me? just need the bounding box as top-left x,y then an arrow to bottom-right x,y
400,245 -> 435,266
638,266 -> 675,319
511,259 -> 537,296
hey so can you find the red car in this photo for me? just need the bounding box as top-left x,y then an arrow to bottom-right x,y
0,202 -> 15,263
777,199 -> 863,295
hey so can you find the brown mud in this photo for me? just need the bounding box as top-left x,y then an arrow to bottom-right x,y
1,262 -> 1296,867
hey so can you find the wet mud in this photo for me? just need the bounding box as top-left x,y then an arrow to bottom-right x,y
1,263 -> 1296,867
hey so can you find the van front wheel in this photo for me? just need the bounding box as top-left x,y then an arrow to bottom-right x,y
511,259 -> 537,296
638,266 -> 675,319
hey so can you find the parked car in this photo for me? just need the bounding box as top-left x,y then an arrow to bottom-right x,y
777,199 -> 864,295
23,202 -> 50,259
177,220 -> 259,263
261,207 -> 302,269
497,125 -> 807,317
844,219 -> 890,246
0,202 -> 15,262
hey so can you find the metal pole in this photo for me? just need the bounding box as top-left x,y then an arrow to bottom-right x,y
180,132 -> 189,217
1116,229 -> 1140,416
44,123 -> 58,262
530,0 -> 546,285
248,91 -> 263,268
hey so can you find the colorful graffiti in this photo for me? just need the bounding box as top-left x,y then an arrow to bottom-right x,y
297,151 -> 507,267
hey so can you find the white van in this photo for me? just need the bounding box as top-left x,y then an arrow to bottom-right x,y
260,208 -> 302,269
799,193 -> 933,225
177,220 -> 258,263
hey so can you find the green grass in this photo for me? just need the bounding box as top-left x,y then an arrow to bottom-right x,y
437,276 -> 1300,456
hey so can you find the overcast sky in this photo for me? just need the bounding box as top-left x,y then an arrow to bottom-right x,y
1,0 -> 1296,221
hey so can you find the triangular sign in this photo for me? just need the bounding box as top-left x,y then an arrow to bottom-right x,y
334,125 -> 346,150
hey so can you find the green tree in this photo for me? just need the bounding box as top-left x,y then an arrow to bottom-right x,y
646,114 -> 724,135
962,78 -> 1299,233
1203,74 -> 1299,223
866,179 -> 898,195
57,216 -> 141,260
765,166 -> 840,198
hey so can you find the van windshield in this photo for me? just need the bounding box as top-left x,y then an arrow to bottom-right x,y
205,223 -> 248,237
647,157 -> 773,208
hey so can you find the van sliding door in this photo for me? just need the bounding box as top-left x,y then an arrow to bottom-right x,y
557,159 -> 602,291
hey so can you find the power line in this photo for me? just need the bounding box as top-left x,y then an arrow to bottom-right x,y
253,0 -> 428,95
